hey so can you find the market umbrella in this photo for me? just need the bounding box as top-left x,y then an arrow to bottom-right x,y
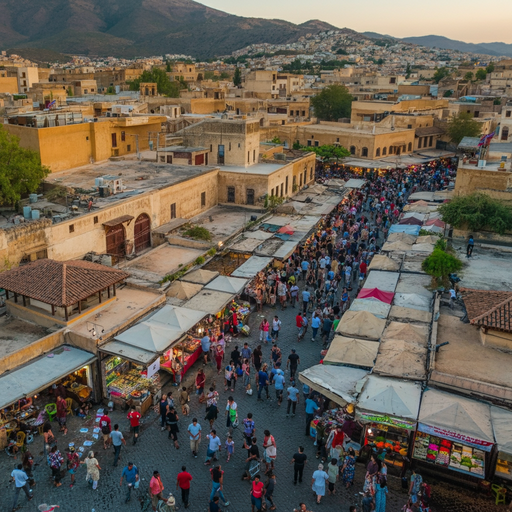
277,224 -> 295,235
115,322 -> 181,353
166,281 -> 203,300
150,304 -> 207,331
205,275 -> 248,294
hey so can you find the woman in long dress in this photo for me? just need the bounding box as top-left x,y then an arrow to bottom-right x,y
341,448 -> 356,488
311,463 -> 329,504
374,479 -> 388,512
81,451 -> 101,490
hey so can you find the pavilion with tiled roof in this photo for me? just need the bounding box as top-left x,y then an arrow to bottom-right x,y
460,288 -> 512,334
0,259 -> 129,321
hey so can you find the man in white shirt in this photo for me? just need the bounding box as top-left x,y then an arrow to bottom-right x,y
204,430 -> 222,465
271,316 -> 282,340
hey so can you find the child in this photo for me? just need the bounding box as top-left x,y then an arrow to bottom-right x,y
225,435 -> 234,462
179,386 -> 189,416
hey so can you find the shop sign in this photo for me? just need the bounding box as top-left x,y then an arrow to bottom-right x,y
418,423 -> 493,452
146,358 -> 160,379
359,412 -> 416,430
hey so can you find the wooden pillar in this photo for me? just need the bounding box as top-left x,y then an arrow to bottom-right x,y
113,283 -> 117,297
64,306 -> 69,322
14,293 -> 18,304
78,300 -> 82,315
99,290 -> 103,304
22,295 -> 26,307
107,286 -> 111,299
51,304 -> 55,316
5,290 -> 9,300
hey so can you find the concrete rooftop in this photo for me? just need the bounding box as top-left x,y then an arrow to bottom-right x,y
0,316 -> 49,357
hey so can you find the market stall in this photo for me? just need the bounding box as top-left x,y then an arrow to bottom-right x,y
368,255 -> 401,272
357,375 -> 422,473
363,271 -> 399,293
181,269 -> 219,285
323,336 -> 379,369
381,240 -> 414,253
393,292 -> 432,312
357,288 -> 394,304
348,298 -> 391,319
204,275 -> 249,295
491,406 -> 512,481
388,224 -> 421,236
414,388 -> 494,480
231,256 -> 273,279
336,310 -> 386,341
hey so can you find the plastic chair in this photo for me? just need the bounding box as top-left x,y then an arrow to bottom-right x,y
492,484 -> 507,505
65,398 -> 73,416
45,403 -> 57,422
16,431 -> 25,449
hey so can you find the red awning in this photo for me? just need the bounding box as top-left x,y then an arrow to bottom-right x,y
277,224 -> 295,235
357,288 -> 394,304
425,218 -> 446,228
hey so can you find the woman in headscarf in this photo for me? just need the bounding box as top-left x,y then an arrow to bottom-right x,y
81,451 -> 101,490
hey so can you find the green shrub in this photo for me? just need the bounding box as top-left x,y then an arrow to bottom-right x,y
183,226 -> 211,241
422,248 -> 463,286
194,256 -> 205,265
207,248 -> 217,257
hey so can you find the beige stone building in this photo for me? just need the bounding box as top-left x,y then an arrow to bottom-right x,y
243,70 -> 304,99
17,67 -> 39,94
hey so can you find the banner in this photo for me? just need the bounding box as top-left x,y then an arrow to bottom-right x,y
146,358 -> 160,379
358,412 -> 416,430
418,423 -> 493,451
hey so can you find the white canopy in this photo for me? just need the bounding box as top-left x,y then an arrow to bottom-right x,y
363,270 -> 399,292
349,298 -> 391,319
324,335 -> 379,368
231,256 -> 273,278
395,275 -> 432,298
183,289 -> 234,315
0,346 -> 96,409
166,281 -> 203,300
419,388 -> 494,446
99,340 -> 158,365
357,375 -> 422,420
299,364 -> 368,406
344,178 -> 366,189
181,268 -> 218,285
149,305 -> 206,331
205,275 -> 248,294
393,293 -> 431,312
491,406 -> 512,454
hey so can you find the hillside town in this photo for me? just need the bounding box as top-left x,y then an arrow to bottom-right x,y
1,23 -> 512,512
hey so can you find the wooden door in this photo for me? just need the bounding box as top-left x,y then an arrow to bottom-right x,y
106,225 -> 125,256
134,213 -> 151,253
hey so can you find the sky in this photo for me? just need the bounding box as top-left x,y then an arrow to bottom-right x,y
198,0 -> 512,44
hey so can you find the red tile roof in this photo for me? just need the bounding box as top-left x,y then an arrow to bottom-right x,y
460,288 -> 512,333
0,259 -> 129,307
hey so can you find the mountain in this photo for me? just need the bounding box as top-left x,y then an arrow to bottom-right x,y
401,35 -> 512,58
0,0 -> 339,58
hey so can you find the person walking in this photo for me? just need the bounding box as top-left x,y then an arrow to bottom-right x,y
225,397 -> 238,431
271,316 -> 282,340
243,413 -> 256,447
273,369 -> 285,406
243,437 -> 260,481
341,448 -> 356,488
291,446 -> 307,485
43,422 -> 56,460
250,474 -> 265,512
311,463 -> 329,504
196,369 -> 206,403
120,461 -> 139,503
159,394 -> 170,431
10,463 -> 33,511
176,465 -> 193,509
287,380 -> 299,417
209,465 -> 230,507
56,395 -> 68,436
67,446 -> 80,488
201,331 -> 212,365
467,234 -> 474,258
259,318 -> 270,343
252,345 -> 263,373
127,405 -> 141,445
264,472 -> 276,511
81,451 -> 101,490
327,458 -> 338,495
166,406 -> 180,449
100,410 -> 112,449
150,471 -> 165,512
375,478 -> 388,512
179,386 -> 190,416
48,446 -> 64,487
110,423 -> 126,467
187,418 -> 201,458
305,396 -> 319,437
287,349 -> 300,380
204,430 -> 222,466
263,430 -> 277,475
257,364 -> 270,401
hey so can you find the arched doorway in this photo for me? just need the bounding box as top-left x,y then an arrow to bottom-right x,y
134,213 -> 151,253
106,224 -> 126,257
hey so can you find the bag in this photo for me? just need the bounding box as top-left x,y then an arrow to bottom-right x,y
134,479 -> 140,489
237,368 -> 243,376
101,425 -> 110,435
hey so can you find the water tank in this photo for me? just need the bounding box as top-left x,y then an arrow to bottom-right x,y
149,141 -> 154,151
95,177 -> 104,187
31,210 -> 40,220
23,206 -> 32,219
29,194 -> 38,203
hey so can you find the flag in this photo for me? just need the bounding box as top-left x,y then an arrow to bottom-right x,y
477,132 -> 495,146
48,100 -> 56,108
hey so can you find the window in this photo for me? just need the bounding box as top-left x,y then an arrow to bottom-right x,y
314,140 -> 319,147
160,156 -> 165,162
408,142 -> 412,152
246,188 -> 255,205
418,138 -> 422,149
238,143 -> 241,148
201,192 -> 206,207
210,145 -> 213,152
390,77 -> 396,84
350,146 -> 356,155
382,147 -> 387,156
506,111 -> 511,118
502,126 -> 510,141
253,149 -> 256,162
429,136 -> 433,147
301,111 -> 305,116
170,203 -> 176,219
247,152 -> 250,164
93,216 -> 98,224
285,176 -> 289,194
127,144 -> 131,152
336,138 -> 340,142
362,147 -> 368,157
407,124 -> 412,129
474,111 -> 479,118
69,224 -> 75,233
86,136 -> 89,141
307,140 -> 312,146
376,147 -> 381,157
299,173 -> 303,187
229,142 -> 231,151
111,133 -> 117,147
310,167 -> 313,180
292,176 -> 296,190
227,186 -> 235,203
280,183 -> 284,197
389,146 -> 393,155
121,131 -> 126,142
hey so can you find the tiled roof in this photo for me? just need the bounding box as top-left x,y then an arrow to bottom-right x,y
460,288 -> 512,333
0,259 -> 129,307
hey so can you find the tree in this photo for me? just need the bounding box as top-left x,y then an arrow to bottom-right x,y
486,63 -> 495,73
475,68 -> 487,81
439,193 -> 512,235
128,68 -> 181,97
405,63 -> 411,79
302,144 -> 350,163
446,112 -> 481,144
464,71 -> 474,82
233,67 -> 242,87
422,247 -> 463,286
166,61 -> 172,73
310,85 -> 353,121
0,126 -> 50,206
443,90 -> 453,97
433,67 -> 451,83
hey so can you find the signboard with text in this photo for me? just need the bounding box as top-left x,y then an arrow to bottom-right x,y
358,412 -> 416,430
418,423 -> 493,451
146,358 -> 160,379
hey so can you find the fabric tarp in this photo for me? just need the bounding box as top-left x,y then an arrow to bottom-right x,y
389,306 -> 432,324
324,336 -> 379,368
0,345 -> 97,409
299,365 -> 368,406
393,293 -> 431,312
363,271 -> 399,293
181,269 -> 219,285
99,340 -> 158,365
395,275 -> 432,298
183,289 -> 234,315
389,224 -> 421,236
399,217 -> 423,226
368,255 -> 401,272
402,212 -> 427,221
205,275 -> 248,294
382,321 -> 429,345
491,407 -> 512,455
358,288 -> 394,304
403,201 -> 433,213
387,232 -> 417,244
336,310 -> 386,341
231,256 -> 273,278
416,235 -> 439,245
410,243 -> 435,253
425,218 -> 446,228
166,281 -> 203,300
419,388 -> 494,445
277,224 -> 294,235
421,224 -> 444,234
149,305 -> 206,331
374,338 -> 427,380
381,241 -> 414,252
349,299 -> 391,319
357,375 -> 422,420
344,179 -> 366,189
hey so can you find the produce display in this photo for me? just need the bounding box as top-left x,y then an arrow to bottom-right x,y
107,368 -> 159,400
366,426 -> 409,467
181,338 -> 200,354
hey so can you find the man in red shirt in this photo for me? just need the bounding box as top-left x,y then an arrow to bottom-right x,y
295,313 -> 304,342
127,405 -> 141,445
251,474 -> 265,512
359,260 -> 367,281
100,410 -> 112,449
176,465 -> 193,509
150,471 -> 164,511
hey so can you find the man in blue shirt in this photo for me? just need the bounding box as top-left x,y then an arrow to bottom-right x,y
10,464 -> 32,511
120,462 -> 139,503
257,364 -> 269,401
286,381 -> 299,417
301,288 -> 311,314
201,333 -> 211,365
311,313 -> 322,342
273,370 -> 285,405
301,260 -> 310,281
304,397 -> 320,436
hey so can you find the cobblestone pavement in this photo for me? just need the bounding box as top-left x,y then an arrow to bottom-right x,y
0,294 -> 506,512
